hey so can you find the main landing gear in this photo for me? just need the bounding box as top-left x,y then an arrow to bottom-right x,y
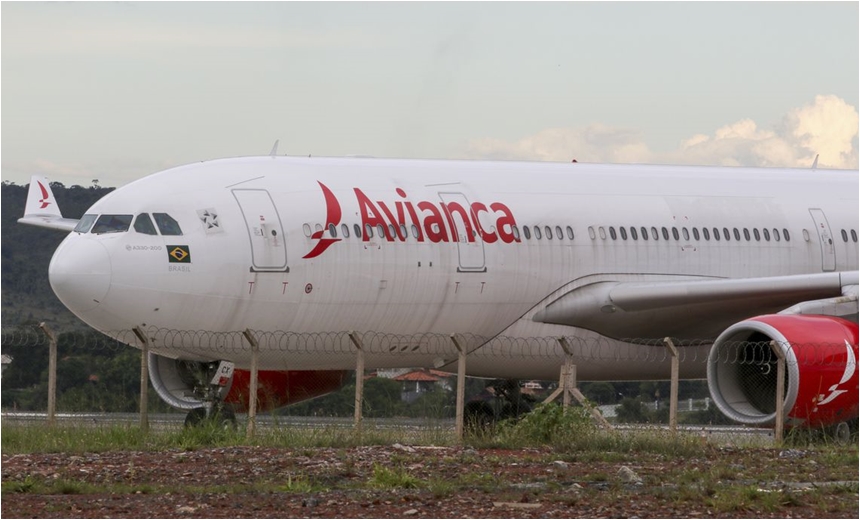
464,379 -> 536,431
182,360 -> 238,429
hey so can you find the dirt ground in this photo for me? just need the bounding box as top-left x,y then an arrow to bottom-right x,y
2,444 -> 858,518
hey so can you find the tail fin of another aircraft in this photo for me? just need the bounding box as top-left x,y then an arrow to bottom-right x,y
18,176 -> 80,232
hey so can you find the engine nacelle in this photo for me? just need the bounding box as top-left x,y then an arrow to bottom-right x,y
708,315 -> 858,428
148,353 -> 348,412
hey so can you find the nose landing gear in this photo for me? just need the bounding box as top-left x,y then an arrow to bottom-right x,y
183,360 -> 238,429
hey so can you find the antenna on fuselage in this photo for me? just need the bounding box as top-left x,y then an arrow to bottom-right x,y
811,153 -> 819,170
269,140 -> 279,157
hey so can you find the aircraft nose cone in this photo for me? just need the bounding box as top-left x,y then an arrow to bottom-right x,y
49,238 -> 111,312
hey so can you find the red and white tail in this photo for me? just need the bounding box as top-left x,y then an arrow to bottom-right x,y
19,176 -> 79,231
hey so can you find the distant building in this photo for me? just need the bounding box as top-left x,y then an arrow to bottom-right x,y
393,369 -> 454,403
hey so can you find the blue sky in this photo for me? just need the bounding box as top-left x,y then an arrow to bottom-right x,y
2,1 -> 858,187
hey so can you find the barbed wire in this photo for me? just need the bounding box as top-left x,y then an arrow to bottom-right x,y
4,324 -> 852,367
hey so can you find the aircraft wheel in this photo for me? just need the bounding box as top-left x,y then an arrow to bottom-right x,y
184,408 -> 207,428
213,406 -> 238,430
465,402 -> 495,433
833,422 -> 851,443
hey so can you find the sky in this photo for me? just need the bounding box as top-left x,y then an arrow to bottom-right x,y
1,1 -> 858,188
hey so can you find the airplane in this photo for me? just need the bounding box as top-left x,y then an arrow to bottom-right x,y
18,154 -> 859,434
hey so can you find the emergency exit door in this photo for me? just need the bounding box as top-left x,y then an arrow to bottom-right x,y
438,192 -> 486,272
233,189 -> 288,271
809,208 -> 835,272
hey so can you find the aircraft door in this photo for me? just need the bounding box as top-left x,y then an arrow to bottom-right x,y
808,208 -> 836,272
232,189 -> 288,272
438,192 -> 486,272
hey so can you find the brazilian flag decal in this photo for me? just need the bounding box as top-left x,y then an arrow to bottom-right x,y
167,245 -> 191,263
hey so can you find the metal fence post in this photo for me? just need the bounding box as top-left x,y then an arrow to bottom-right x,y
450,334 -> 467,441
769,341 -> 786,445
132,327 -> 150,433
348,332 -> 364,431
663,337 -> 679,432
39,323 -> 57,427
242,329 -> 260,439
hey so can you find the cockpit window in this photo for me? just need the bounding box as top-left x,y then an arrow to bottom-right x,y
134,213 -> 158,235
153,213 -> 183,235
74,214 -> 98,233
91,214 -> 133,234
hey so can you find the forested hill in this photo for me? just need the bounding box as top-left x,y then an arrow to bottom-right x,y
1,181 -> 114,330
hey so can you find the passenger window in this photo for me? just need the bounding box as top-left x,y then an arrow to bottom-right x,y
723,228 -> 731,241
303,223 -> 312,237
609,227 -> 617,240
153,213 -> 182,236
619,227 -> 627,240
773,228 -> 780,242
672,227 -> 680,241
411,224 -> 420,238
554,226 -> 562,239
523,226 -> 531,240
399,224 -> 407,239
134,213 -> 158,235
783,228 -> 790,242
651,227 -> 658,240
588,226 -> 596,240
742,228 -> 750,241
733,228 -> 741,241
640,227 -> 648,241
534,226 -> 542,240
74,214 -> 98,233
702,227 -> 710,241
630,227 -> 638,240
91,214 -> 133,234
512,225 -> 521,241
365,223 -> 373,238
545,226 -> 553,239
841,229 -> 848,242
341,224 -> 350,238
377,224 -> 385,239
713,228 -> 720,241
599,227 -> 607,240
354,223 -> 362,238
692,228 -> 700,241
682,227 -> 690,241
763,228 -> 770,241
661,227 -> 669,240
329,223 -> 337,238
753,228 -> 760,241
566,226 -> 574,240
852,229 -> 858,243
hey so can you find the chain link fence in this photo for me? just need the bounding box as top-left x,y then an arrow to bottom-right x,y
2,322 -> 853,441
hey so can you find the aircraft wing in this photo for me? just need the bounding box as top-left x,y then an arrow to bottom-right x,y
532,271 -> 859,341
17,176 -> 79,232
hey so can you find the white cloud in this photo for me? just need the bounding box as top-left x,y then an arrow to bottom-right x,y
463,96 -> 859,169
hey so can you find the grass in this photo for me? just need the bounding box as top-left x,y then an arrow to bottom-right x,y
0,421 -> 460,454
369,464 -> 425,489
2,416 -> 856,519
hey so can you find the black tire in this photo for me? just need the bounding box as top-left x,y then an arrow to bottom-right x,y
213,405 -> 238,430
832,422 -> 851,444
184,407 -> 207,428
465,402 -> 495,433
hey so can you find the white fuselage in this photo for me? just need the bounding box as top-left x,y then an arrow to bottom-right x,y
48,157 -> 859,380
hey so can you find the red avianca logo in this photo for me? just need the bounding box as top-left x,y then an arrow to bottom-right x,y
302,182 -> 342,259
37,181 -> 52,209
302,182 -> 520,259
